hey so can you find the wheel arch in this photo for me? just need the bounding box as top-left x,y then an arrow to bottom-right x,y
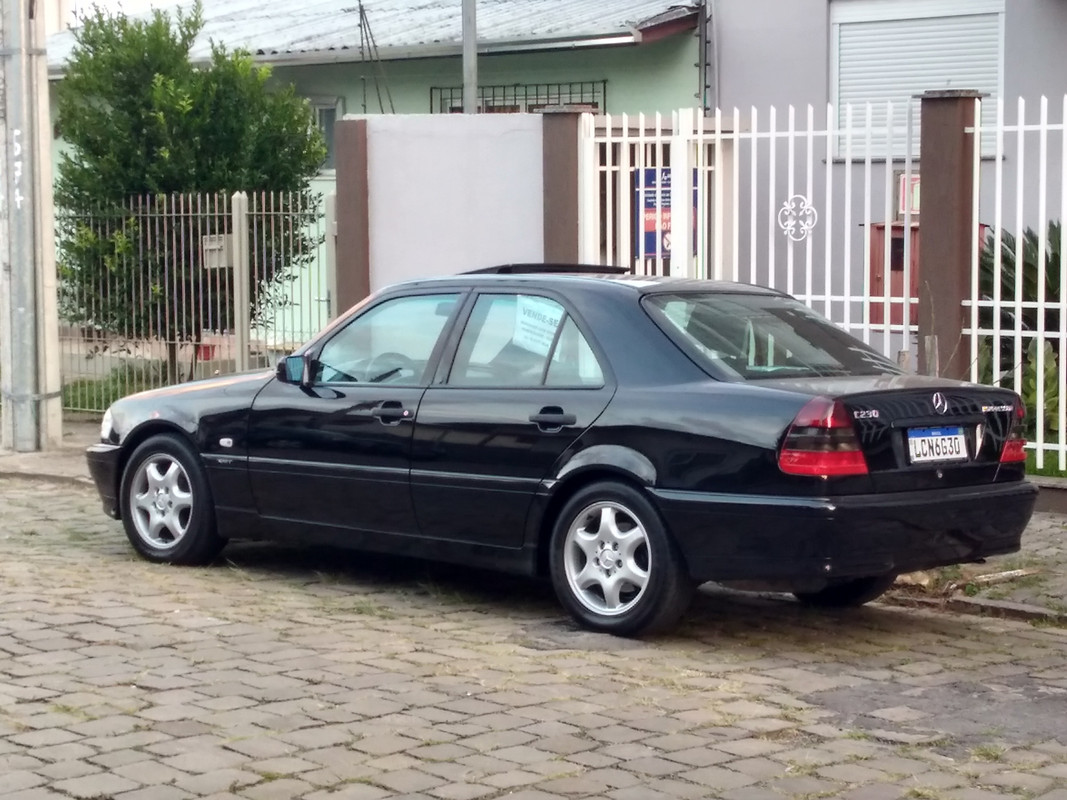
535,447 -> 659,577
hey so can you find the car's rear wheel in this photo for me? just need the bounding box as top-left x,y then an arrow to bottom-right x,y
793,574 -> 897,608
549,481 -> 694,636
120,434 -> 225,565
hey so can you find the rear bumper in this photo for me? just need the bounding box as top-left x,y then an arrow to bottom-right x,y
86,443 -> 121,519
652,481 -> 1038,583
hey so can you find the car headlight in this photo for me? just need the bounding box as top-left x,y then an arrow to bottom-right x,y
100,408 -> 114,442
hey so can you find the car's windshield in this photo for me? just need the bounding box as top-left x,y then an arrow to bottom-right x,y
644,292 -> 903,380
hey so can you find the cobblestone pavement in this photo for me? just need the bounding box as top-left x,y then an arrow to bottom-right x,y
1,477 -> 1066,800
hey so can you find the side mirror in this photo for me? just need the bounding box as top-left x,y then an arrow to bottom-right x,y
276,354 -> 312,387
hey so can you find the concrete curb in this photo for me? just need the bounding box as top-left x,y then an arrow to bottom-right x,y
1032,476 -> 1067,514
0,470 -> 94,489
884,591 -> 1067,626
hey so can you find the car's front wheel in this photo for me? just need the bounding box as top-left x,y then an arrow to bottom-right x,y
119,433 -> 225,565
793,574 -> 897,608
549,481 -> 694,636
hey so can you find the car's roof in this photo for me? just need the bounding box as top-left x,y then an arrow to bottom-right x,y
390,266 -> 786,297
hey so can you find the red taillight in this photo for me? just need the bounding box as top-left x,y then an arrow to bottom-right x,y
779,397 -> 869,477
1000,402 -> 1027,463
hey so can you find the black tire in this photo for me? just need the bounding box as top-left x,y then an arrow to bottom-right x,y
119,433 -> 225,565
793,574 -> 897,608
549,481 -> 694,636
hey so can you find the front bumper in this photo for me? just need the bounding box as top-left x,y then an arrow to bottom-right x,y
652,481 -> 1038,583
86,443 -> 121,519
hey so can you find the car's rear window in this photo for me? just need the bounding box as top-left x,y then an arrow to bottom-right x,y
644,292 -> 903,380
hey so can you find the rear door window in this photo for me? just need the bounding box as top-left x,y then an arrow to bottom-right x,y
448,294 -> 604,387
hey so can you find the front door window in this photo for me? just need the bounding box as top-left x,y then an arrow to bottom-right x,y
315,294 -> 460,385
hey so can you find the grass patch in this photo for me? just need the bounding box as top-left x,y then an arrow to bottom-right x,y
63,362 -> 164,413
1026,451 -> 1067,478
905,789 -> 947,800
970,744 -> 1006,761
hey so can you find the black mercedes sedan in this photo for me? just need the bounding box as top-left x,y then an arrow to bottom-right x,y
86,267 -> 1037,636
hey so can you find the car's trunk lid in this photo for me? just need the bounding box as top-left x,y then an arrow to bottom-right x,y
758,374 -> 1022,491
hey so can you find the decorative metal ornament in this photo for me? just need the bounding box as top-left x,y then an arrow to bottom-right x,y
777,194 -> 818,242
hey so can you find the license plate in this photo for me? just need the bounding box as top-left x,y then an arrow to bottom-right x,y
907,426 -> 968,464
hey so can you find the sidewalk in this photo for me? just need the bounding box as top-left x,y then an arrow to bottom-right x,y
0,419 -> 99,486
1,420 -> 1065,622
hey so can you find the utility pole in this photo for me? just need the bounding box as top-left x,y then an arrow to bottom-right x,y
462,0 -> 476,113
0,0 -> 60,451
32,0 -> 62,449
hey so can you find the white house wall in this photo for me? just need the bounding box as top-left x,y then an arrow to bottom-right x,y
363,114 -> 544,290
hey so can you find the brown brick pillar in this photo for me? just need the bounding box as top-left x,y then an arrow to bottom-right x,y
334,119 -> 371,311
917,90 -> 982,378
542,111 -> 582,263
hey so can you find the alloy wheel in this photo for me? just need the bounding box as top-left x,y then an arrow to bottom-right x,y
128,454 -> 194,551
563,501 -> 651,616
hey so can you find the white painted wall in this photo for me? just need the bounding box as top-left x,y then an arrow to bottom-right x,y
363,114 -> 544,290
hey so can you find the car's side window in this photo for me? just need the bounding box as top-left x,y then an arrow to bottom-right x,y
545,317 -> 604,386
448,294 -> 603,388
315,294 -> 459,385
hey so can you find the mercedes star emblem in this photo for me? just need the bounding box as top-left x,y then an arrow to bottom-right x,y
932,392 -> 949,415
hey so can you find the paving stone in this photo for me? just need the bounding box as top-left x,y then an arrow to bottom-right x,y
172,768 -> 261,794
247,756 -> 320,775
242,778 -> 317,799
112,760 -> 190,785
818,762 -> 892,783
51,773 -> 140,799
374,769 -> 445,793
34,760 -> 102,781
944,789 -> 1021,800
114,786 -> 194,800
679,766 -> 760,790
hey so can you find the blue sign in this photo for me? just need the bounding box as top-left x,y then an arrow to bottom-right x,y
634,168 -> 698,258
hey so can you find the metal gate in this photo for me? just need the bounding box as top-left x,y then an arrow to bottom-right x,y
57,190 -> 336,413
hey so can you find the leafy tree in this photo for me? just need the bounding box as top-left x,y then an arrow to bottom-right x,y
55,2 -> 326,381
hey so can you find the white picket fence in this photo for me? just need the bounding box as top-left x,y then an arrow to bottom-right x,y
579,97 -> 1066,466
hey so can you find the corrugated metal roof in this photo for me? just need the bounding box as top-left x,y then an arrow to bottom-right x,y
48,0 -> 700,71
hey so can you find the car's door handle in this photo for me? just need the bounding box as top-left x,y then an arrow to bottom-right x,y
530,407 -> 577,430
371,401 -> 412,425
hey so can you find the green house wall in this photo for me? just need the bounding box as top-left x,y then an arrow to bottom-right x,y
271,32 -> 699,118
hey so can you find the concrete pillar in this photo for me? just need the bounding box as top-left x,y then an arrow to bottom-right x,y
541,111 -> 582,264
917,90 -> 983,379
334,118 -> 371,311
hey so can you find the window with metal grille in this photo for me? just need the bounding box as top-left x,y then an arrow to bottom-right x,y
430,81 -> 607,114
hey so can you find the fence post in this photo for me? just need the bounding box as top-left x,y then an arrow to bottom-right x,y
917,90 -> 982,379
670,108 -> 695,277
542,110 -> 583,264
575,112 -> 599,264
230,191 -> 250,372
334,119 -> 371,308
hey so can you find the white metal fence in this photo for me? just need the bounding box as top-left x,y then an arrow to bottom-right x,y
578,103 -> 921,366
57,190 -> 336,413
967,95 -> 1067,470
580,98 -> 1067,466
